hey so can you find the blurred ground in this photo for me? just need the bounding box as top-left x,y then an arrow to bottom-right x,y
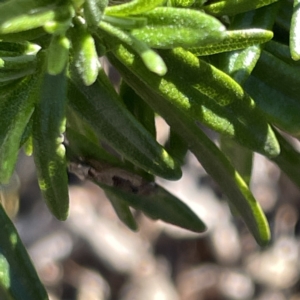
10,119 -> 300,300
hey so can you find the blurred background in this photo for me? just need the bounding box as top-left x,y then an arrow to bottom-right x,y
4,118 -> 300,300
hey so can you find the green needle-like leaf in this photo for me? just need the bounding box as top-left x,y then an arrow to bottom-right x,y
203,0 -> 279,16
33,53 -> 69,221
290,0 -> 300,60
220,136 -> 253,185
0,204 -> 48,299
130,7 -> 226,49
245,50 -> 300,138
103,188 -> 138,231
68,69 -> 182,180
120,80 -> 156,138
0,0 -> 68,35
96,181 -> 206,233
0,75 -> 37,183
217,2 -> 279,85
109,46 -> 271,246
70,17 -> 100,86
99,21 -> 167,75
189,29 -> 273,57
105,0 -> 165,16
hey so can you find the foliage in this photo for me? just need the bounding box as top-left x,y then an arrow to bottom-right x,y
0,0 -> 299,298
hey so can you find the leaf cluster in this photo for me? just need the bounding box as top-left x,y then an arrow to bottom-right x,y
0,0 -> 299,297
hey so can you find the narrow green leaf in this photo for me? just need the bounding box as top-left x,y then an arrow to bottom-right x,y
0,41 -> 38,55
276,0 -> 292,32
104,188 -> 138,231
33,55 -> 69,221
130,7 -> 226,49
265,40 -> 300,65
220,136 -> 253,185
168,0 -> 196,7
217,2 -> 279,85
271,130 -> 300,189
203,0 -> 279,16
290,0 -> 300,60
84,0 -> 108,29
108,47 -> 272,246
107,44 -> 279,158
0,55 -> 36,70
70,17 -> 100,86
244,74 -> 300,138
99,21 -> 167,75
189,29 -> 273,57
0,75 -> 37,183
0,0 -> 67,35
19,117 -> 33,150
0,27 -> 47,43
0,254 -> 13,300
218,45 -> 262,85
165,129 -> 188,166
68,69 -> 182,180
162,47 -> 254,106
105,0 -> 165,16
47,34 -> 70,75
120,80 -> 156,138
102,15 -> 147,29
0,67 -> 36,82
244,49 -> 300,137
253,50 -> 300,101
66,128 -> 126,169
0,203 -> 48,299
96,181 -> 206,233
119,81 -> 156,182
66,107 -> 99,146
